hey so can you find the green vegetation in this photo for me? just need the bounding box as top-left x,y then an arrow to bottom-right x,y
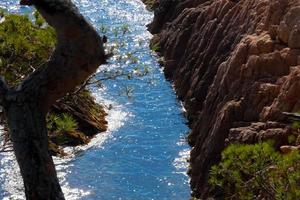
0,11 -> 55,85
0,12 -> 77,135
0,12 -> 107,155
150,43 -> 161,52
47,113 -> 78,133
209,142 -> 300,199
292,120 -> 300,131
97,24 -> 156,98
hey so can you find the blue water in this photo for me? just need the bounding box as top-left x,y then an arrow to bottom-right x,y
0,0 -> 190,199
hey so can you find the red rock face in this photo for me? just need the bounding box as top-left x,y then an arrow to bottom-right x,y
149,0 -> 300,198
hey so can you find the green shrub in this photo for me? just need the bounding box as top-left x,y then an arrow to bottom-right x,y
292,121 -> 300,131
47,113 -> 78,133
0,11 -> 55,85
209,142 -> 300,200
150,43 -> 160,52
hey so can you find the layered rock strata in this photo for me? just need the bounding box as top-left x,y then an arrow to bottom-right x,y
148,0 -> 300,198
48,90 -> 107,156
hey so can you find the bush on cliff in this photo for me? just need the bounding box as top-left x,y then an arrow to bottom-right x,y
209,142 -> 300,199
47,113 -> 78,133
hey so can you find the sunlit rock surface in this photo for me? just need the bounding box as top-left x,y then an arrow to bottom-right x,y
149,0 -> 300,198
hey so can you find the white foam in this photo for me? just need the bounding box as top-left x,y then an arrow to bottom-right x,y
173,148 -> 190,180
0,92 -> 128,199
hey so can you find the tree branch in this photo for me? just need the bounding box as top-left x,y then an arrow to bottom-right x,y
0,1 -> 106,199
69,71 -> 129,96
18,0 -> 106,113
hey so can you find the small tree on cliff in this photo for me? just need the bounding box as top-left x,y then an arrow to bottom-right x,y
0,0 -> 106,199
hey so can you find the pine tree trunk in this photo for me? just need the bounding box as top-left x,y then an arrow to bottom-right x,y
0,0 -> 106,199
5,94 -> 64,199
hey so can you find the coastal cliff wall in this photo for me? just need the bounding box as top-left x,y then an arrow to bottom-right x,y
148,0 -> 300,198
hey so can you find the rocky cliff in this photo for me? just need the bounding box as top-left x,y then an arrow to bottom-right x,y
148,0 -> 300,198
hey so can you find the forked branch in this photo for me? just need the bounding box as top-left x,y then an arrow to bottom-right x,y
18,0 -> 106,112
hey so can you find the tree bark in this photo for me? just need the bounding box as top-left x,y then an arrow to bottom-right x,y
0,0 -> 106,199
5,98 -> 64,200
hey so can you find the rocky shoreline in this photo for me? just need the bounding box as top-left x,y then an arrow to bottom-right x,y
147,0 -> 300,198
48,90 -> 107,156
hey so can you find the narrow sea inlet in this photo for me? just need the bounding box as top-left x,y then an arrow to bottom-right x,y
0,0 -> 190,199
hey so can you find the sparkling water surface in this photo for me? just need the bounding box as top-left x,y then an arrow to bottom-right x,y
0,0 -> 190,199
